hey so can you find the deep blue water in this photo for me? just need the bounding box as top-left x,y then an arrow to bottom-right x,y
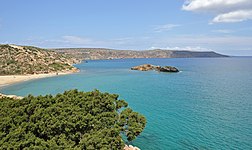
1,58 -> 252,149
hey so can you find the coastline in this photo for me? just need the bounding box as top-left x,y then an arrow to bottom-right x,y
0,71 -> 78,89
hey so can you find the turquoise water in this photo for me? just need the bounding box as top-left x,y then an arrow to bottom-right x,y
1,58 -> 252,149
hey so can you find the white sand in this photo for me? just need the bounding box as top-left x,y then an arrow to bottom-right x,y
0,72 -> 75,88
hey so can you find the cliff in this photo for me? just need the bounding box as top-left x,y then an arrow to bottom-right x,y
52,48 -> 228,60
0,44 -> 80,75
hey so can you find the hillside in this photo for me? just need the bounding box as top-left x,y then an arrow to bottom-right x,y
53,48 -> 228,60
0,44 -> 80,75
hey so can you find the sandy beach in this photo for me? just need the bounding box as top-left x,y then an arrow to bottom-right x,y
0,71 -> 76,88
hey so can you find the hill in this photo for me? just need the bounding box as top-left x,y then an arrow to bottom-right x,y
0,44 -> 80,75
53,48 -> 228,60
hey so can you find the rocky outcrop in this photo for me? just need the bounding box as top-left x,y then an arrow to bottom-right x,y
131,64 -> 154,71
156,66 -> 179,72
131,64 -> 179,73
124,145 -> 140,150
0,93 -> 23,99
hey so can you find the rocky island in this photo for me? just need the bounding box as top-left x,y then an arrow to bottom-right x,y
131,64 -> 179,72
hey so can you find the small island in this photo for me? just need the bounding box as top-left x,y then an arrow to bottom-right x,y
131,64 -> 179,72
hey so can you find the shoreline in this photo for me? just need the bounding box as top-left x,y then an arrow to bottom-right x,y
0,71 -> 78,89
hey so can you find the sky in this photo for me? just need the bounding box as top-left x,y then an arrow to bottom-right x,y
0,0 -> 252,56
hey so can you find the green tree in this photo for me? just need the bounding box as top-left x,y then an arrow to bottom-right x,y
0,90 -> 146,149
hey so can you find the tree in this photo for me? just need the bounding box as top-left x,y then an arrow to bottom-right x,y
0,90 -> 146,149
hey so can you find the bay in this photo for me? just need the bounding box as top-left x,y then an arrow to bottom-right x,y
1,57 -> 252,149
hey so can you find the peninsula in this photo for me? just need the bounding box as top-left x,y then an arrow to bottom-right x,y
53,48 -> 228,60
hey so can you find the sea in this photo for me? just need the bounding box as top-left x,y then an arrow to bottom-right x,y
1,57 -> 252,150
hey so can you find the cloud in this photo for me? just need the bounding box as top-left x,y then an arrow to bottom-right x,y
60,35 -> 116,47
212,10 -> 252,23
182,0 -> 252,23
28,36 -> 150,49
60,36 -> 148,48
212,29 -> 233,33
154,24 -> 180,32
62,36 -> 94,45
150,46 -> 212,51
157,35 -> 252,46
147,35 -> 252,54
12,36 -> 103,48
182,0 -> 252,12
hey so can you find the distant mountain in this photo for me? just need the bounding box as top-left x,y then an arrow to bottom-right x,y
53,48 -> 228,60
0,45 -> 80,75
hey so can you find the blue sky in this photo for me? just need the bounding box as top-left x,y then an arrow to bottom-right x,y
0,0 -> 252,56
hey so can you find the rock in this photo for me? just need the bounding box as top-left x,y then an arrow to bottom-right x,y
131,64 -> 154,71
71,67 -> 80,73
124,145 -> 141,150
131,64 -> 179,73
0,93 -> 23,99
157,66 -> 179,72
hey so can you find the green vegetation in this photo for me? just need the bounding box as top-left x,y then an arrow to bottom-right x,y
0,90 -> 146,149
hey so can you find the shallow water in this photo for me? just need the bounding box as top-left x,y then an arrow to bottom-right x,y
1,58 -> 252,149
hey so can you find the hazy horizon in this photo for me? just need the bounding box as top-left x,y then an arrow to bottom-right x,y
3,43 -> 252,56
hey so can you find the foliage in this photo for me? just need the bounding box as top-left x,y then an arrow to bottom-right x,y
0,90 -> 146,149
